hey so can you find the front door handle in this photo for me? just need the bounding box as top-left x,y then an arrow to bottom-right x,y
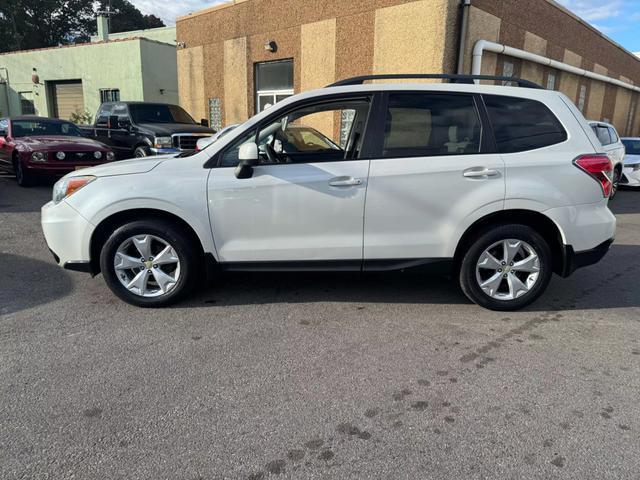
463,167 -> 500,178
329,176 -> 363,187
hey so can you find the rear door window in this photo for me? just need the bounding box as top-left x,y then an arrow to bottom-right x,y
607,127 -> 619,144
483,95 -> 567,153
593,125 -> 612,146
381,93 -> 482,158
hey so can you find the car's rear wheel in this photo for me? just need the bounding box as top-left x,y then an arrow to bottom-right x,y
14,156 -> 34,187
459,224 -> 553,311
100,219 -> 200,307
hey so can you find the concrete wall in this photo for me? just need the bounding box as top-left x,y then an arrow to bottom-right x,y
139,40 -> 179,106
91,26 -> 177,45
0,38 -> 178,122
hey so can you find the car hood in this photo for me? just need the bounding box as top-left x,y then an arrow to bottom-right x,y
66,155 -> 175,178
135,123 -> 215,136
17,135 -> 109,151
624,154 -> 640,166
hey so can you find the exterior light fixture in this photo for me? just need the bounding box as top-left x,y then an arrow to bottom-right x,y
264,41 -> 277,53
32,68 -> 40,85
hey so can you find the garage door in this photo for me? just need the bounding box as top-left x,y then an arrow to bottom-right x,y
51,81 -> 84,120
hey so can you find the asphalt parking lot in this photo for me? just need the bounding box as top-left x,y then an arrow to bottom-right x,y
1,175 -> 639,480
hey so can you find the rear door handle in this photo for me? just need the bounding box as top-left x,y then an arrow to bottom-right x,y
463,167 -> 500,178
329,176 -> 363,187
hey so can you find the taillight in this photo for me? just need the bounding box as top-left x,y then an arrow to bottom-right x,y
573,154 -> 613,198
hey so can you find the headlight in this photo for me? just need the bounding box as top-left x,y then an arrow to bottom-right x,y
31,152 -> 46,162
93,151 -> 102,160
106,151 -> 115,161
154,136 -> 172,148
52,176 -> 96,204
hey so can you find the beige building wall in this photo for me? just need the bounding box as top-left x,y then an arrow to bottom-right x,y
612,76 -> 633,134
462,6 -> 501,77
300,19 -> 336,137
373,0 -> 452,77
585,64 -> 608,120
177,46 -> 206,122
558,49 -> 582,103
521,32 -> 546,85
223,37 -> 248,124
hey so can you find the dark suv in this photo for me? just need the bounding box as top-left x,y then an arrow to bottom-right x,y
81,102 -> 215,159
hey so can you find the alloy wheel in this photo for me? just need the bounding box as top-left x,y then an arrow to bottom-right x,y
114,234 -> 181,297
475,239 -> 541,301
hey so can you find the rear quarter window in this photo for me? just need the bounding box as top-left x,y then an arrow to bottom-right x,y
483,95 -> 567,153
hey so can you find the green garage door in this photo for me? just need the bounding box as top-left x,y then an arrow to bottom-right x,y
50,81 -> 84,120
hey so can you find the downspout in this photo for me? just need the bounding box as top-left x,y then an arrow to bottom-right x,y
456,0 -> 472,74
472,39 -> 640,93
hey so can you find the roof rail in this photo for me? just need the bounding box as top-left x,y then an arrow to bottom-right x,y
327,74 -> 543,89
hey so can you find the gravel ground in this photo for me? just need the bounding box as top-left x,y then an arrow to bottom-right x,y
1,174 -> 639,479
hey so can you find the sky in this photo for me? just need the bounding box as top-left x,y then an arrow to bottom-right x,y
129,0 -> 640,54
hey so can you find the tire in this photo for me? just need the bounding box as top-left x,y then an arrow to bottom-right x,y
14,157 -> 34,187
134,146 -> 149,158
610,166 -> 622,199
459,224 -> 553,311
100,219 -> 200,307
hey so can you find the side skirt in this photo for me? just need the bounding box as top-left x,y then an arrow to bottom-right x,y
211,257 -> 454,274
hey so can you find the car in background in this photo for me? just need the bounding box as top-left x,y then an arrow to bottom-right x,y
589,121 -> 625,198
0,116 -> 115,187
195,124 -> 239,151
621,137 -> 640,188
80,102 -> 215,159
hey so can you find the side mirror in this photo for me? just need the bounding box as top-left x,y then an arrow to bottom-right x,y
200,118 -> 209,127
235,143 -> 258,179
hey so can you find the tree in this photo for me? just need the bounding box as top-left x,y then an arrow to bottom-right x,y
0,0 -> 165,54
96,0 -> 164,34
0,0 -> 96,52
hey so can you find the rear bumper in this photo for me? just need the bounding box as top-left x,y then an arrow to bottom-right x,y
560,238 -> 614,277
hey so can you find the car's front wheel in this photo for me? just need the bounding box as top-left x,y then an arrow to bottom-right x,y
134,146 -> 149,158
459,224 -> 553,311
14,157 -> 34,187
100,219 -> 200,307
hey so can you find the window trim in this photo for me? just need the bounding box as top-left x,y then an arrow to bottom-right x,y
207,92 -> 382,168
367,91 -> 490,160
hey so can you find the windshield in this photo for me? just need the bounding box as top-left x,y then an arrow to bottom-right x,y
622,139 -> 640,155
129,104 -> 196,125
11,120 -> 83,137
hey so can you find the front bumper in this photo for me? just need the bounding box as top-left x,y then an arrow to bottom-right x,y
42,200 -> 94,271
560,238 -> 614,277
150,147 -> 181,155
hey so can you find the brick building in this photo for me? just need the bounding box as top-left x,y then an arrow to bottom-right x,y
176,0 -> 640,136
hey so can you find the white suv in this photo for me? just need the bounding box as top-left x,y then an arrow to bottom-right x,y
41,75 -> 616,311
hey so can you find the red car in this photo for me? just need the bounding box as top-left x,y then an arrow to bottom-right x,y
0,116 -> 115,187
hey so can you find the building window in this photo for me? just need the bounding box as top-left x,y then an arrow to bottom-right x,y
100,89 -> 120,103
578,85 -> 587,113
209,97 -> 222,131
255,59 -> 294,113
546,72 -> 557,90
19,92 -> 35,115
502,61 -> 515,86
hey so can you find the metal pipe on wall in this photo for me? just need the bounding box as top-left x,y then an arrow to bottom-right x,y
0,68 -> 11,116
456,0 -> 472,74
471,39 -> 640,93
